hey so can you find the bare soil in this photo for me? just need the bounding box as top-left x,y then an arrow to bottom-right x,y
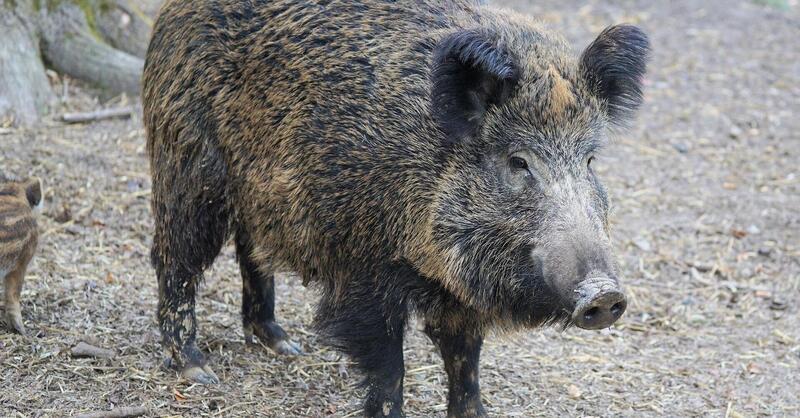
1,0 -> 798,416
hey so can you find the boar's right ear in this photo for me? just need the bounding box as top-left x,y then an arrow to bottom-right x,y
24,178 -> 42,208
432,30 -> 519,143
580,25 -> 650,126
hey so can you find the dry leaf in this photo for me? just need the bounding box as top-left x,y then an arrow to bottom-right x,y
173,389 -> 187,402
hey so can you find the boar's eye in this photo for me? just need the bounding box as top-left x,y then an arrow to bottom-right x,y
587,155 -> 595,168
509,156 -> 529,171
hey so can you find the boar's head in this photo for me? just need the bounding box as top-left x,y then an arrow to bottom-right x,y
416,23 -> 649,330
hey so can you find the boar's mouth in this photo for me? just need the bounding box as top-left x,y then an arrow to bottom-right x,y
525,276 -> 627,331
507,250 -> 577,328
508,248 -> 626,330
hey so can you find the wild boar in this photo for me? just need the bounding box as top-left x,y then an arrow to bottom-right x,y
143,1 -> 649,416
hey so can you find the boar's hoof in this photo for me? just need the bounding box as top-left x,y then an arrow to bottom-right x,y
245,321 -> 303,356
572,279 -> 627,330
447,404 -> 488,418
181,364 -> 220,385
5,312 -> 26,336
271,339 -> 303,355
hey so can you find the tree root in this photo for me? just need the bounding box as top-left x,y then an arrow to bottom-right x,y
41,2 -> 144,95
0,0 -> 157,125
0,6 -> 53,126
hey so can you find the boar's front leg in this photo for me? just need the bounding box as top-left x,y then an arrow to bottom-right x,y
317,280 -> 407,417
425,323 -> 487,418
362,334 -> 405,418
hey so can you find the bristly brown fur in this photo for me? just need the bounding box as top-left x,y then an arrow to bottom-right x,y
144,1 -> 648,415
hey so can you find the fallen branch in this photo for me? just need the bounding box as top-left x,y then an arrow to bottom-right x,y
73,406 -> 147,418
70,341 -> 116,359
61,107 -> 133,124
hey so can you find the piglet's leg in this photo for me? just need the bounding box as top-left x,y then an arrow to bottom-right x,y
425,324 -> 487,418
3,266 -> 26,335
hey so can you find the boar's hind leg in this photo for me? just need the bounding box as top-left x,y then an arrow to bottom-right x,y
317,283 -> 407,417
425,324 -> 487,418
150,138 -> 230,385
236,230 -> 302,355
155,272 -> 218,384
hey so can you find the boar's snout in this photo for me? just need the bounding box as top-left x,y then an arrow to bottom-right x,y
571,276 -> 627,330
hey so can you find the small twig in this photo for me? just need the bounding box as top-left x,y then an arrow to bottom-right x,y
340,408 -> 364,418
73,406 -> 147,418
61,107 -> 133,124
62,76 -> 70,103
70,342 -> 116,359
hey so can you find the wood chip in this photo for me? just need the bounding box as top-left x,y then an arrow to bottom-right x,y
61,107 -> 133,124
70,342 -> 115,359
567,384 -> 583,399
73,406 -> 147,418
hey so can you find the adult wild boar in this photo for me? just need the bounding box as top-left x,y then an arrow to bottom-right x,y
143,0 -> 648,416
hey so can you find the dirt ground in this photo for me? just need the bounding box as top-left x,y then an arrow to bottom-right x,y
1,0 -> 798,416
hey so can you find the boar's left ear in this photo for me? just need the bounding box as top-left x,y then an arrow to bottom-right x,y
432,29 -> 519,143
580,25 -> 650,126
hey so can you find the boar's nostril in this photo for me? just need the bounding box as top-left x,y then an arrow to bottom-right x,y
610,301 -> 625,317
583,306 -> 600,322
572,286 -> 627,330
